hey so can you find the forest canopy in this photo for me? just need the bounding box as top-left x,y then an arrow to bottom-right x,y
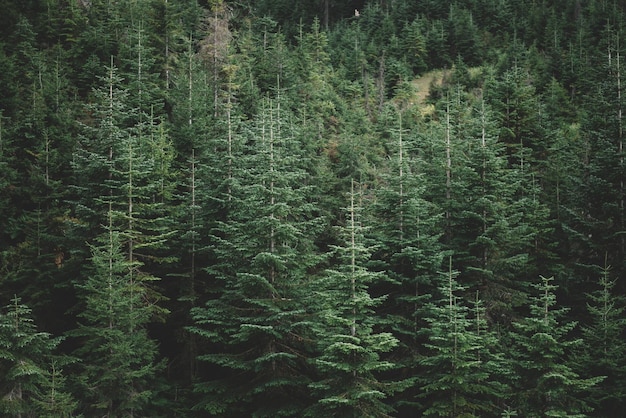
1,0 -> 626,416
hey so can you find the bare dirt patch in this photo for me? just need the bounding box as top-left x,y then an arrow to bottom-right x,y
411,70 -> 444,106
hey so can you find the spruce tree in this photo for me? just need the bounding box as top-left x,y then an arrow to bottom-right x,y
305,179 -> 398,418
189,97 -> 323,417
577,265 -> 626,415
507,276 -> 601,416
572,22 -> 626,281
426,89 -> 541,322
485,66 -> 544,171
68,57 -> 169,417
0,297 -> 76,417
368,105 -> 444,414
70,222 -> 164,417
163,33 -> 216,394
417,258 -> 508,417
0,18 -> 77,321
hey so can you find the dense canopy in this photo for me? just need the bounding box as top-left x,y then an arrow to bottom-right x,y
1,0 -> 626,416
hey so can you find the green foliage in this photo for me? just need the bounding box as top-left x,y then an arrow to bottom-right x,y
576,265 -> 626,415
69,227 -> 165,417
67,49 -> 171,416
0,297 -> 76,417
189,98 -> 324,416
418,260 -> 508,417
5,0 -> 626,416
306,180 -> 399,418
507,276 -> 602,416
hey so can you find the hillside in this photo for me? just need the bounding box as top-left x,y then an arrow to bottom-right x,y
0,1 -> 625,416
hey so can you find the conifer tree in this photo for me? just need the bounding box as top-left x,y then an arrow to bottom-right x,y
572,22 -> 626,280
418,259 -> 508,417
70,221 -> 164,417
485,67 -> 544,171
577,265 -> 626,415
164,34 -> 218,393
305,179 -> 398,418
368,105 -> 444,413
0,297 -> 76,417
189,98 -> 323,416
0,20 -> 78,329
427,89 -> 541,321
507,276 -> 601,416
447,4 -> 483,66
68,57 -> 169,417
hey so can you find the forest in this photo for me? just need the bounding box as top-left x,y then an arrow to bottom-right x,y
1,0 -> 626,416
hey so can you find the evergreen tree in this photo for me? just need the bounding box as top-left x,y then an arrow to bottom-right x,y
0,297 -> 76,417
189,98 -> 323,417
507,275 -> 601,416
447,4 -> 483,67
485,66 -> 544,171
70,223 -> 164,417
0,18 -> 78,332
306,179 -> 398,418
163,32 -> 220,393
426,89 -> 541,321
418,260 -> 508,417
6,1 -> 626,416
573,22 -> 626,280
368,105 -> 444,414
577,265 -> 626,416
68,57 -> 170,417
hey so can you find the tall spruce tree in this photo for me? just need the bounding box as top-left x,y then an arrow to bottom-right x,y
573,21 -> 626,282
189,97 -> 323,416
368,105 -> 444,414
426,87 -> 541,322
70,219 -> 164,417
0,18 -> 77,322
305,179 -> 399,418
68,57 -> 169,417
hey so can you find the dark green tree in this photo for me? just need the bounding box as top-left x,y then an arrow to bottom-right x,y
68,57 -> 170,417
418,260 -> 508,417
0,297 -> 76,417
0,19 -> 78,331
189,98 -> 323,417
572,22 -> 626,281
306,179 -> 399,418
427,90 -> 542,321
446,4 -> 483,66
576,265 -> 626,415
368,105 -> 444,413
70,223 -> 165,417
507,276 -> 601,416
485,67 -> 544,171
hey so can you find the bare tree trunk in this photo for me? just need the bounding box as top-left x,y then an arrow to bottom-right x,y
377,52 -> 386,113
398,110 -> 404,243
269,101 -> 276,296
323,0 -> 329,30
445,99 -> 452,242
350,179 -> 357,341
480,99 -> 487,270
617,43 -> 624,256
